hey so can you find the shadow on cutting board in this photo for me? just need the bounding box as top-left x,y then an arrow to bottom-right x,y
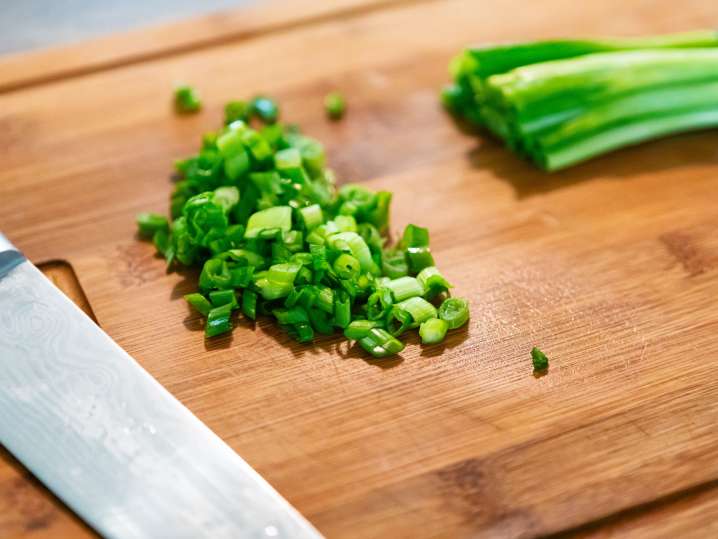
469,130 -> 718,199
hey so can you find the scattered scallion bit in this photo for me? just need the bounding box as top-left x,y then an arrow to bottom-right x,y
531,347 -> 549,372
324,92 -> 346,121
174,85 -> 202,114
250,96 -> 280,124
137,94 -> 471,359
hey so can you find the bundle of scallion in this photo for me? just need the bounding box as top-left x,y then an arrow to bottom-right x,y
442,30 -> 718,170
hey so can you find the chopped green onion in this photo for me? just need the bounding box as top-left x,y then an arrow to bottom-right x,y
359,328 -> 405,358
344,319 -> 382,340
242,289 -> 257,320
386,276 -> 424,302
250,96 -> 280,124
255,262 -> 301,300
245,206 -> 292,239
299,204 -> 323,231
209,289 -> 238,309
174,85 -> 202,113
332,254 -> 359,280
137,213 -> 169,238
531,347 -> 549,371
417,266 -> 452,299
224,100 -> 250,124
419,318 -> 449,344
325,92 -> 346,120
438,297 -> 470,329
333,290 -> 351,328
138,94 -> 470,358
206,303 -> 233,337
185,293 -> 212,316
393,297 -> 438,329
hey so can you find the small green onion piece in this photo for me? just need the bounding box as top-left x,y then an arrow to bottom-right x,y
359,328 -> 405,358
316,286 -> 334,314
184,293 -> 212,317
224,150 -> 250,181
531,347 -> 549,371
230,266 -> 255,288
199,258 -> 232,290
382,250 -> 409,279
255,262 -> 301,300
333,290 -> 351,328
242,289 -> 257,320
334,215 -> 357,233
367,288 -> 393,321
299,204 -> 323,231
386,276 -> 424,302
438,297 -> 470,329
417,266 -> 452,299
274,148 -> 308,184
324,92 -> 346,120
213,187 -> 240,212
224,100 -> 250,124
395,296 -> 437,328
308,308 -> 334,335
401,224 -> 430,247
406,246 -> 435,275
250,96 -> 280,124
291,322 -> 314,343
245,206 -> 292,239
174,85 -> 202,113
282,230 -> 304,253
327,232 -> 377,274
137,213 -> 169,238
241,129 -> 273,162
419,318 -> 449,344
205,303 -> 233,337
388,306 -> 413,337
344,319 -> 382,340
333,253 -> 361,279
221,249 -> 265,268
153,229 -> 170,257
273,306 -> 309,325
209,289 -> 238,309
216,129 -> 246,157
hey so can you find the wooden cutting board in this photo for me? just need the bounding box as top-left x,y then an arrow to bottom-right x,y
1,0 -> 718,537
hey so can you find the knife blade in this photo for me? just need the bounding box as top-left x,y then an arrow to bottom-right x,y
0,233 -> 322,539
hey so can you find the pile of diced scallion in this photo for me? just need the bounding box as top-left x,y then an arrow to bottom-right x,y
137,95 -> 469,358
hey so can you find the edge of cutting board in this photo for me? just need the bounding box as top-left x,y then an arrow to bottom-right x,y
0,0 -> 426,94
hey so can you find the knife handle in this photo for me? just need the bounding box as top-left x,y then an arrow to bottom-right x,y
0,232 -> 26,280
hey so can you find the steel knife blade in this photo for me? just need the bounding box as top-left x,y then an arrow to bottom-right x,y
0,233 -> 322,539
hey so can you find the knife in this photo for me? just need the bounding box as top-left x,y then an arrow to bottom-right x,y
0,233 -> 322,539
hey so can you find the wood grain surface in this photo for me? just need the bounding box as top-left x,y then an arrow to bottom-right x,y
1,0 -> 718,537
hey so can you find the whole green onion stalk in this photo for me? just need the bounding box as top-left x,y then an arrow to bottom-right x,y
443,30 -> 718,170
